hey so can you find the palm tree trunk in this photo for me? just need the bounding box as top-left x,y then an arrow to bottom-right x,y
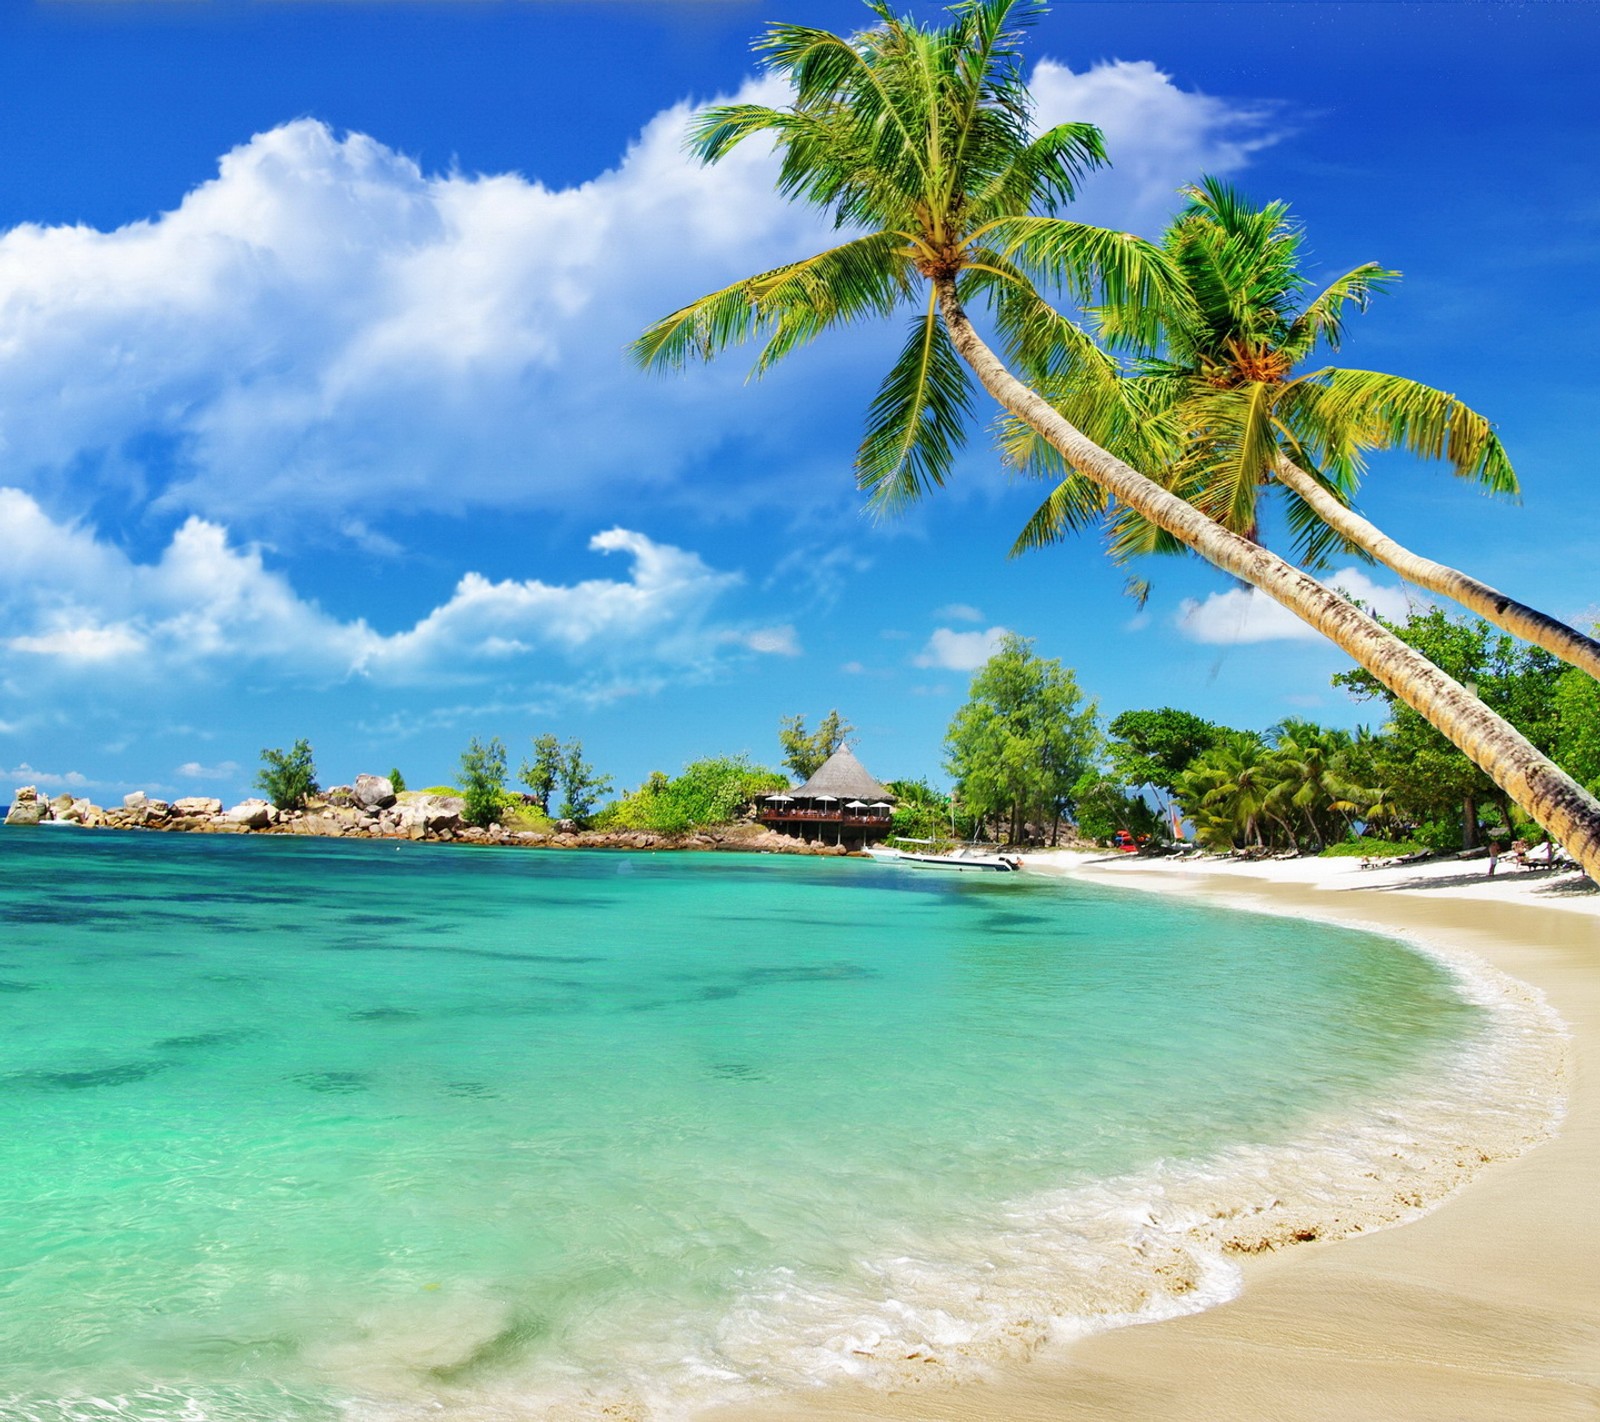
933,276 -> 1600,881
1274,456 -> 1600,681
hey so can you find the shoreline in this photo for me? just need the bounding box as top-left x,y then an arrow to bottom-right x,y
706,850 -> 1600,1422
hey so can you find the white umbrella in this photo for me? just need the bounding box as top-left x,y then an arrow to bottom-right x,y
765,793 -> 794,802
846,799 -> 868,809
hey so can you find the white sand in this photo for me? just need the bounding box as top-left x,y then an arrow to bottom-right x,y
706,849 -> 1600,1422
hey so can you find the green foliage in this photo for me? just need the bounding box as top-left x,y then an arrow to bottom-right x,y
1553,666 -> 1600,795
884,777 -> 976,844
255,739 -> 318,811
1013,179 -> 1515,570
1173,721 -> 1370,853
601,756 -> 787,833
633,0 -> 1177,506
518,734 -> 564,814
387,767 -> 406,795
556,741 -> 612,827
1333,607 -> 1566,846
1071,771 -> 1162,845
1105,708 -> 1220,795
777,710 -> 854,782
944,633 -> 1100,844
1320,835 -> 1425,858
458,736 -> 508,828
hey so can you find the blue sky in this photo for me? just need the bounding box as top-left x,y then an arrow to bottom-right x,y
1,0 -> 1596,805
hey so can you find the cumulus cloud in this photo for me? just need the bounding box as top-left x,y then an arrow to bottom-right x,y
0,65 -> 1273,540
1,763 -> 94,791
1175,569 -> 1423,645
0,489 -> 784,689
913,625 -> 1011,671
1031,59 -> 1277,231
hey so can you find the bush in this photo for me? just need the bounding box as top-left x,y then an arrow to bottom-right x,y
256,739 -> 318,810
388,767 -> 407,795
601,756 -> 787,833
458,737 -> 508,828
1321,836 -> 1426,858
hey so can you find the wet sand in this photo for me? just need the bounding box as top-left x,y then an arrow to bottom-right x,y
707,853 -> 1600,1421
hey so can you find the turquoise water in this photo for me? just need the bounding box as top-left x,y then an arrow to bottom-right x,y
0,830 -> 1484,1419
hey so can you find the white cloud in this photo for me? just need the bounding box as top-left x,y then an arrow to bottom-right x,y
913,625 -> 1011,671
0,66 -> 1272,540
2,763 -> 94,791
1175,569 -> 1423,645
0,489 -> 785,689
1031,59 -> 1277,232
933,603 -> 984,623
176,760 -> 240,779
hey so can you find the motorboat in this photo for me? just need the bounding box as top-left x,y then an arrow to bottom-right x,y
863,838 -> 1023,872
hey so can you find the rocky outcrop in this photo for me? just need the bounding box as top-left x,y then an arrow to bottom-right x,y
5,787 -> 47,827
3,780 -> 855,856
353,774 -> 396,811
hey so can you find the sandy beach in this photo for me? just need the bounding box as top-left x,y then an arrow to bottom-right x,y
710,850 -> 1600,1422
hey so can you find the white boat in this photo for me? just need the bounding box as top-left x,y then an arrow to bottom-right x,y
863,838 -> 1023,873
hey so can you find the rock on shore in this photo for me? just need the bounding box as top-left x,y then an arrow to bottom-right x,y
1,783 -> 849,855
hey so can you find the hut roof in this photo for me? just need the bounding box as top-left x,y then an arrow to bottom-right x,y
789,745 -> 896,803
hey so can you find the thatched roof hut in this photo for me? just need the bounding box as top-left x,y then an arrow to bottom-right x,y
784,745 -> 896,804
761,746 -> 896,844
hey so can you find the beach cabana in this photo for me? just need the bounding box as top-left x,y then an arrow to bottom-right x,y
760,746 -> 898,848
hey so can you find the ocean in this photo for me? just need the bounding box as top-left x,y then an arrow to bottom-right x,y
0,830 -> 1549,1420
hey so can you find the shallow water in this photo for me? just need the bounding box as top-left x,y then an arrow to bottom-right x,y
0,831 -> 1489,1419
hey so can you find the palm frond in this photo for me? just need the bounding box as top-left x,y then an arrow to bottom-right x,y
857,292 -> 976,508
984,217 -> 1187,339
1281,263 -> 1399,360
1286,369 -> 1519,496
1009,472 -> 1109,553
630,232 -> 912,374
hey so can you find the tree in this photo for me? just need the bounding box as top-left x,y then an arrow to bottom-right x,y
388,766 -> 407,795
518,734 -> 565,814
255,739 -> 318,811
556,741 -> 613,827
778,710 -> 854,781
458,736 -> 508,828
635,0 -> 1600,876
1334,609 -> 1566,847
1106,708 -> 1219,799
1012,179 -> 1600,682
1070,770 -> 1163,845
602,757 -> 787,833
1554,668 -> 1600,796
944,633 -> 1099,843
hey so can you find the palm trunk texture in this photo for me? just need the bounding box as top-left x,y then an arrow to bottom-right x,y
1274,456 -> 1600,681
933,277 -> 1600,880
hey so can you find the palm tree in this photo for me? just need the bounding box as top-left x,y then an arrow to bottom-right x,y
633,0 -> 1600,877
1013,180 -> 1600,681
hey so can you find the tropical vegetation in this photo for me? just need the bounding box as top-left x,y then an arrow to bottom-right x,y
944,632 -> 1099,843
633,0 -> 1600,878
599,757 -> 788,834
778,710 -> 855,781
255,739 -> 318,811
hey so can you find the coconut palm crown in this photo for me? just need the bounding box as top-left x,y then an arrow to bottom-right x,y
1012,181 -> 1600,679
632,0 -> 1179,503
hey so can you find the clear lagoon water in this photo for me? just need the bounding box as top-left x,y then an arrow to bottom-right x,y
0,830 -> 1488,1419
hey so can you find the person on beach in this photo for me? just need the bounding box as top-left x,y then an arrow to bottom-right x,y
1487,840 -> 1503,876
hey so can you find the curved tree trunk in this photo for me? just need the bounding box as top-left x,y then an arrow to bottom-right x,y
933,277 -> 1600,881
1274,456 -> 1600,681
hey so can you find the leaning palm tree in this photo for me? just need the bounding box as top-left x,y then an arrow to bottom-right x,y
1013,179 -> 1600,681
633,0 -> 1600,876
